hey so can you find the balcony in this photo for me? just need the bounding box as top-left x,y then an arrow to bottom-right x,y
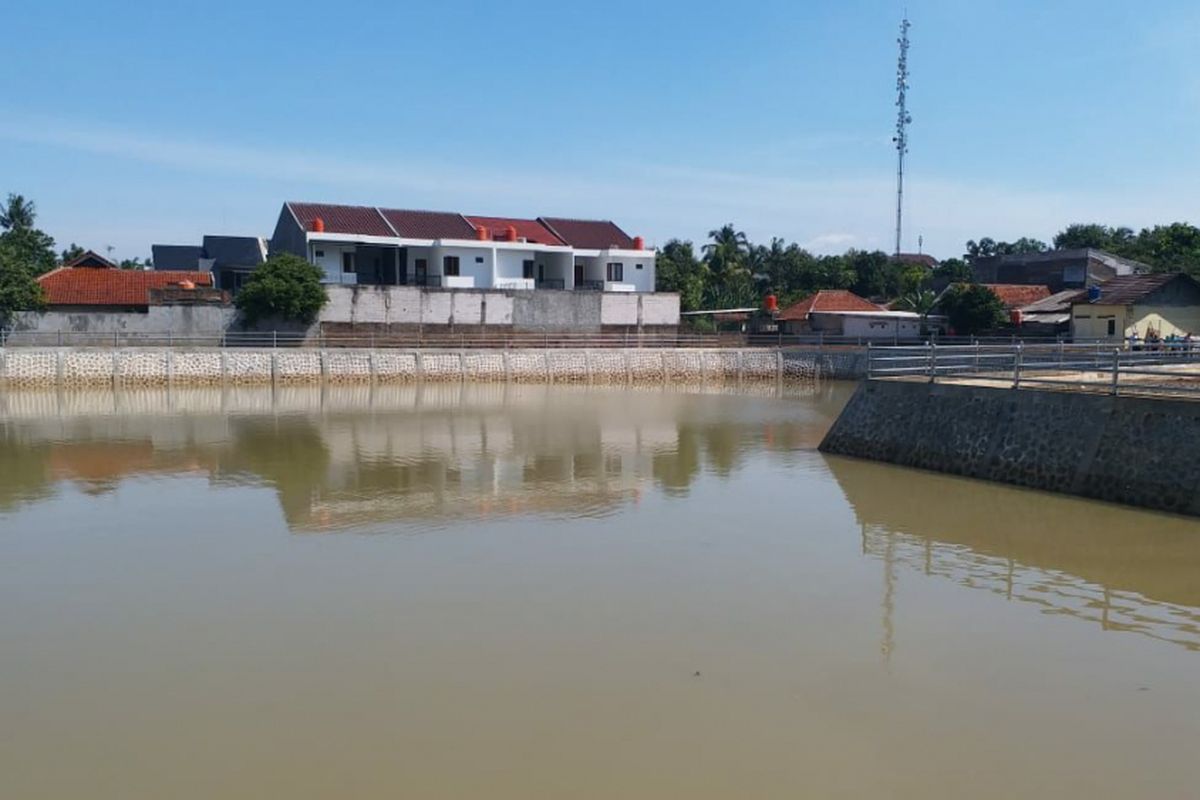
575,280 -> 604,291
442,276 -> 475,289
536,279 -> 565,290
494,277 -> 535,291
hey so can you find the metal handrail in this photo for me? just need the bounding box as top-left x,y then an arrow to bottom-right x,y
867,341 -> 1200,396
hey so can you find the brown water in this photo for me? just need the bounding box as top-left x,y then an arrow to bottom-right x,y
1,383 -> 1198,799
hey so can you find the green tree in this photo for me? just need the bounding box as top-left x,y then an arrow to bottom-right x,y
60,243 -> 85,263
119,257 -> 152,270
655,239 -> 706,311
937,283 -> 1006,335
0,226 -> 57,275
1128,223 -> 1200,274
845,249 -> 894,298
0,245 -> 46,316
235,253 -> 327,325
896,288 -> 937,316
964,236 -> 1047,261
0,194 -> 35,231
1053,223 -> 1134,252
932,257 -> 973,283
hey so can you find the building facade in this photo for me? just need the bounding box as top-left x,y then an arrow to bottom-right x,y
269,202 -> 656,293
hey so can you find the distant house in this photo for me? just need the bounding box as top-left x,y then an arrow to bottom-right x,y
37,262 -> 219,312
981,284 -> 1051,310
1013,290 -> 1080,334
971,249 -> 1147,292
777,290 -> 920,339
893,252 -> 939,270
151,236 -> 267,294
63,250 -> 120,269
1069,273 -> 1200,341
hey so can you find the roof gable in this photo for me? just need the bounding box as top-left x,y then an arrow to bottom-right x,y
538,217 -> 636,250
464,216 -> 565,245
777,290 -> 883,321
64,250 -> 118,269
38,268 -> 213,307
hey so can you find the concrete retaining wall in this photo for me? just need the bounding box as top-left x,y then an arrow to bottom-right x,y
820,380 -> 1200,516
0,347 -> 823,389
319,286 -> 679,331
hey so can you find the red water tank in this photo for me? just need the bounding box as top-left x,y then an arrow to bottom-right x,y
476,225 -> 490,241
1010,309 -> 1024,326
311,217 -> 325,233
764,294 -> 778,312
633,236 -> 645,250
504,225 -> 518,242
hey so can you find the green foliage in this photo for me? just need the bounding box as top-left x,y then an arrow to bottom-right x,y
60,243 -> 85,263
119,257 -> 152,270
938,283 -> 1006,335
0,245 -> 46,315
235,253 -> 327,325
655,239 -> 706,311
895,288 -> 937,316
964,236 -> 1048,261
1052,223 -> 1134,252
0,227 -> 57,275
932,257 -> 973,283
0,194 -> 35,232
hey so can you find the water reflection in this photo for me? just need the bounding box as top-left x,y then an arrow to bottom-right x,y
0,384 -> 846,531
826,456 -> 1200,651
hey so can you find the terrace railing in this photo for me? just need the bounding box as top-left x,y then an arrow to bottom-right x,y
867,341 -> 1200,397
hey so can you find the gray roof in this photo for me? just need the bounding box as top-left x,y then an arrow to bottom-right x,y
151,244 -> 206,271
202,235 -> 266,268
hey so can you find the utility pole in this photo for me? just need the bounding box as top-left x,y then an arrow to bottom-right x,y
893,16 -> 912,258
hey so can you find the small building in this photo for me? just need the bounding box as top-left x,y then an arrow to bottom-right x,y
1013,289 -> 1079,335
1069,273 -> 1200,341
152,236 -> 267,294
63,250 -> 120,269
972,249 -> 1147,292
981,284 -> 1052,311
37,262 -> 219,312
776,290 -> 920,339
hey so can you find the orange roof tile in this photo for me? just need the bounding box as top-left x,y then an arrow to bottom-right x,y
980,284 -> 1052,309
38,267 -> 213,307
776,290 -> 883,321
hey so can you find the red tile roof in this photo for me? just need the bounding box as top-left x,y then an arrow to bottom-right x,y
538,217 -> 636,250
981,284 -> 1052,309
38,267 -> 213,307
288,202 -> 394,237
464,216 -> 565,245
776,290 -> 883,321
379,208 -> 477,240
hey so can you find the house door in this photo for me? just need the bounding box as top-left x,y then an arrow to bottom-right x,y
415,258 -> 428,285
573,262 -> 584,286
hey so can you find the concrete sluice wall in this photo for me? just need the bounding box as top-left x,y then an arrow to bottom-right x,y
0,347 -> 834,389
820,379 -> 1200,517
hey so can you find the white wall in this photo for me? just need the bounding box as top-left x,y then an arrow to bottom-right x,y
431,245 -> 493,288
495,248 -> 536,281
311,243 -> 358,285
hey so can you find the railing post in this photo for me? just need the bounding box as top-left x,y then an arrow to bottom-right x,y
928,341 -> 937,383
1111,347 -> 1120,395
272,330 -> 278,349
866,341 -> 873,379
1013,342 -> 1024,389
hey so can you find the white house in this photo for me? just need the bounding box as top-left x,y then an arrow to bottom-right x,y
268,202 -> 657,293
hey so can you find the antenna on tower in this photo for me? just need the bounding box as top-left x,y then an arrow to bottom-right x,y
893,16 -> 912,258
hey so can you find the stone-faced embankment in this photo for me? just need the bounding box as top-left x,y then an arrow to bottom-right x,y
820,379 -> 1200,516
0,347 -> 840,389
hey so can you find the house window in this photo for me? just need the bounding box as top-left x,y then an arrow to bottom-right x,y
606,262 -> 624,281
443,255 -> 460,276
342,252 -> 355,273
1108,319 -> 1116,336
523,260 -> 535,280
475,256 -> 484,264
635,263 -> 644,270
314,249 -> 325,258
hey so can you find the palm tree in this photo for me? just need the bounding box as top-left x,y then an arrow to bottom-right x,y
0,194 -> 36,231
702,224 -> 750,269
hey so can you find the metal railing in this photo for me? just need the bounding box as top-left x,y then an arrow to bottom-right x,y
575,280 -> 604,291
536,279 -> 566,290
867,341 -> 1200,397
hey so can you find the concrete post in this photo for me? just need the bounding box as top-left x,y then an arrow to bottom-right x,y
220,349 -> 229,387
414,351 -> 424,383
1013,343 -> 1023,389
1111,348 -> 1120,395
270,350 -> 278,389
928,342 -> 937,384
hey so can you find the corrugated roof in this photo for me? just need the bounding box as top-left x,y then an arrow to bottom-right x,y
776,290 -> 883,321
1071,273 -> 1194,306
464,216 -> 565,245
538,217 -> 636,250
287,202 -> 395,237
982,284 -> 1052,309
379,208 -> 476,240
39,267 -> 213,307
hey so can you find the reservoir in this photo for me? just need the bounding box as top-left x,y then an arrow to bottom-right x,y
2,383 -> 1198,799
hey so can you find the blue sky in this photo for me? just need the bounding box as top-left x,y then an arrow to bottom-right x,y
4,0 -> 1200,261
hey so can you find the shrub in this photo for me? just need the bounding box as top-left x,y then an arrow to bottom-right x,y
235,253 -> 327,325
